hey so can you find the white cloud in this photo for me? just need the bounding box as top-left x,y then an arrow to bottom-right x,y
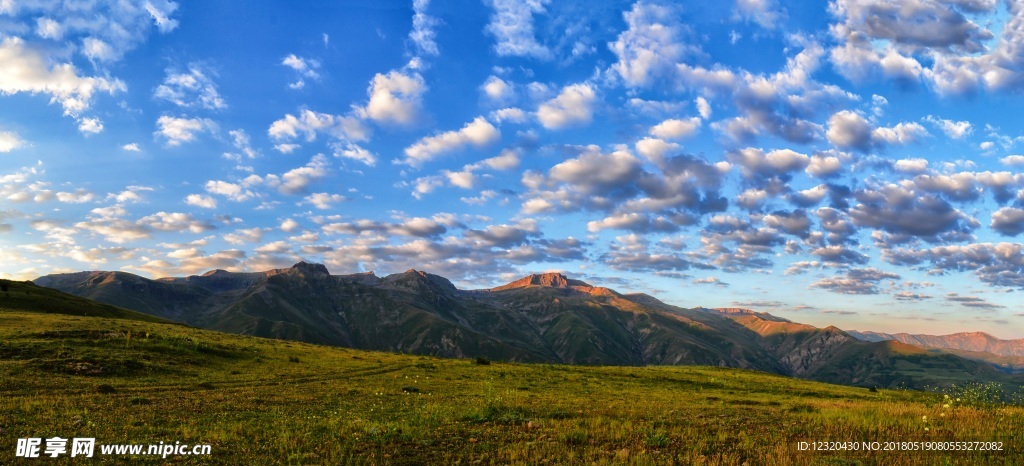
185,194 -> 217,209
7,1 -> 179,65
35,17 -> 63,40
332,142 -> 377,166
363,70 -> 426,126
828,0 -> 1024,95
280,218 -> 300,232
155,116 -> 217,146
401,117 -> 500,166
154,63 -> 227,110
282,54 -> 321,89
536,83 -> 597,129
0,130 -> 24,152
77,117 -> 103,134
609,2 -> 691,87
826,110 -> 927,151
274,143 -> 301,154
223,129 -> 258,161
806,154 -> 843,178
695,96 -> 712,119
223,228 -> 265,245
731,147 -> 810,178
1000,155 -> 1024,167
484,0 -> 552,60
304,192 -> 346,209
410,0 -> 440,57
268,109 -> 368,143
649,117 -> 701,140
480,149 -> 520,170
278,154 -> 330,194
122,143 -> 141,152
490,107 -> 528,124
139,211 -> 214,234
481,75 -> 514,103
871,122 -> 928,146
145,1 -> 181,33
205,180 -> 255,202
924,115 -> 972,139
0,37 -> 125,117
894,158 -> 929,173
734,0 -> 786,30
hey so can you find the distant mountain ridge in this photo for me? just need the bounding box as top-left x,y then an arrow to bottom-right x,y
846,330 -> 1024,357
32,263 -> 1023,389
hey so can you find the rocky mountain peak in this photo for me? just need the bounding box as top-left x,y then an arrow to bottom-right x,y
493,272 -> 592,291
289,262 -> 330,277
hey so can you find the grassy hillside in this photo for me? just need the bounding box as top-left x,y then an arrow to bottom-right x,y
1,309 -> 1021,465
0,279 -> 174,323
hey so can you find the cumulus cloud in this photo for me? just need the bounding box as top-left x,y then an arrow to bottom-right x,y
881,242 -> 1024,288
649,117 -> 701,140
0,37 -> 125,116
268,109 -> 369,143
329,142 -> 376,167
303,192 -> 346,209
362,70 -> 426,126
536,83 -> 597,129
1000,155 -> 1024,167
829,0 -> 1024,95
185,194 -> 217,209
826,110 -> 927,151
991,207 -> 1024,236
490,107 -> 528,124
400,117 -> 500,167
277,154 -> 330,195
481,75 -> 514,103
729,147 -> 810,179
323,217 -> 448,238
848,184 -> 977,240
924,115 -> 972,139
0,130 -> 24,152
609,2 -> 692,87
77,117 -> 103,134
484,0 -> 552,60
154,63 -> 226,110
155,116 -> 217,146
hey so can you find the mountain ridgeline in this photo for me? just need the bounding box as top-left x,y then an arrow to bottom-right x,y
33,263 -> 1023,389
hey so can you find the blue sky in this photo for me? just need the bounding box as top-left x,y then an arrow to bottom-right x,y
1,0 -> 1023,337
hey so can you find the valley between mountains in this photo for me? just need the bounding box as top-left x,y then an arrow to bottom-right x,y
32,262 -> 1024,390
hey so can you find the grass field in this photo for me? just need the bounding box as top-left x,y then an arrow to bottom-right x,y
1,309 -> 1022,465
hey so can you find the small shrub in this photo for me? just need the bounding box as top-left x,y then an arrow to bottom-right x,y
129,397 -> 151,405
401,386 -> 421,393
197,382 -> 215,389
646,430 -> 670,448
288,356 -> 300,363
475,356 -> 490,365
96,384 -> 116,394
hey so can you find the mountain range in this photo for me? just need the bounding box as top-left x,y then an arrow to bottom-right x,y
32,262 -> 1024,389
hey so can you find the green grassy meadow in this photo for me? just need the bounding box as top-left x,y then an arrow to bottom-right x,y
1,308 -> 1022,465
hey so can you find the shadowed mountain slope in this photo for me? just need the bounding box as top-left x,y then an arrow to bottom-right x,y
33,264 -> 1023,389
